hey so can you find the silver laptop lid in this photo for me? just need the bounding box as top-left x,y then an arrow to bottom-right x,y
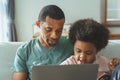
32,64 -> 98,80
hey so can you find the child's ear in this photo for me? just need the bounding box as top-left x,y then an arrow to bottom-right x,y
36,21 -> 40,28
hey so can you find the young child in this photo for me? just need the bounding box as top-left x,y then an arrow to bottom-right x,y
61,19 -> 117,80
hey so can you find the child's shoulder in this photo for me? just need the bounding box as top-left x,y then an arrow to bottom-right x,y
96,55 -> 109,62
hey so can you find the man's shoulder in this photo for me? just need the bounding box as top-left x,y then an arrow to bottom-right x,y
57,36 -> 73,51
18,38 -> 39,49
59,36 -> 70,43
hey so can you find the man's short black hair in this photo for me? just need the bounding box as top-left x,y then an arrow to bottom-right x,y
38,5 -> 65,21
69,19 -> 110,52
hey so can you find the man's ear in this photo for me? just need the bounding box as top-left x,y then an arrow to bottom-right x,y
36,21 -> 40,28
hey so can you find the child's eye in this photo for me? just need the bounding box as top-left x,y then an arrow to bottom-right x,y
85,51 -> 92,55
76,49 -> 81,53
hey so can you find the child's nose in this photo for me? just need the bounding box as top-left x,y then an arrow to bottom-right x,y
79,53 -> 86,61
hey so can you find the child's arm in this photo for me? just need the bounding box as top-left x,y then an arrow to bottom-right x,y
97,58 -> 120,80
97,72 -> 111,80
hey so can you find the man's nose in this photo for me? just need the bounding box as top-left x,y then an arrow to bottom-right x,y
50,32 -> 58,39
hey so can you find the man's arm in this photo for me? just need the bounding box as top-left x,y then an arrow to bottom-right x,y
12,72 -> 27,80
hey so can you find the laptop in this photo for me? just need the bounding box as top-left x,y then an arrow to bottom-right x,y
32,64 -> 98,80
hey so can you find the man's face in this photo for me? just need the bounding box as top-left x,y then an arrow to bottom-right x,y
39,16 -> 65,48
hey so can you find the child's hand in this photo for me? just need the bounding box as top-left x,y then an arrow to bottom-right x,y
108,58 -> 120,72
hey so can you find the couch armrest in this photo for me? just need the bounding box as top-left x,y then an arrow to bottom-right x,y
0,42 -> 23,80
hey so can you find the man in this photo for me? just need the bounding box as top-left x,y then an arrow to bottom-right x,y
12,5 -> 73,80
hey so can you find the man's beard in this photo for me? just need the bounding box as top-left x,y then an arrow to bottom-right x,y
48,43 -> 56,47
47,38 -> 58,47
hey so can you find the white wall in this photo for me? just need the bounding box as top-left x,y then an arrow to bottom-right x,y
15,0 -> 120,41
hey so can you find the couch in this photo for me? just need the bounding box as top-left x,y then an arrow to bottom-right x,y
0,40 -> 120,80
0,42 -> 23,80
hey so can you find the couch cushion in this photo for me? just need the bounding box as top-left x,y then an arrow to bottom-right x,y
0,42 -> 23,80
98,40 -> 120,58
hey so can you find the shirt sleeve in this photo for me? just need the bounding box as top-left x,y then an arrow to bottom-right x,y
110,65 -> 120,80
94,55 -> 109,72
60,56 -> 76,65
12,45 -> 28,72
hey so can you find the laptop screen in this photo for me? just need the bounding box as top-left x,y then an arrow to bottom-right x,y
32,64 -> 98,80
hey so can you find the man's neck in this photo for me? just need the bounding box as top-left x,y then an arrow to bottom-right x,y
38,37 -> 52,49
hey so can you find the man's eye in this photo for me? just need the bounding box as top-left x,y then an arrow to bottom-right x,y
57,30 -> 62,33
46,28 -> 52,32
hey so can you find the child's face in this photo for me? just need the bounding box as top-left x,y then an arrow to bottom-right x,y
74,40 -> 97,64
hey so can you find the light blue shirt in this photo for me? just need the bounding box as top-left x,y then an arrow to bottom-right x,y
13,36 -> 73,80
110,64 -> 120,80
